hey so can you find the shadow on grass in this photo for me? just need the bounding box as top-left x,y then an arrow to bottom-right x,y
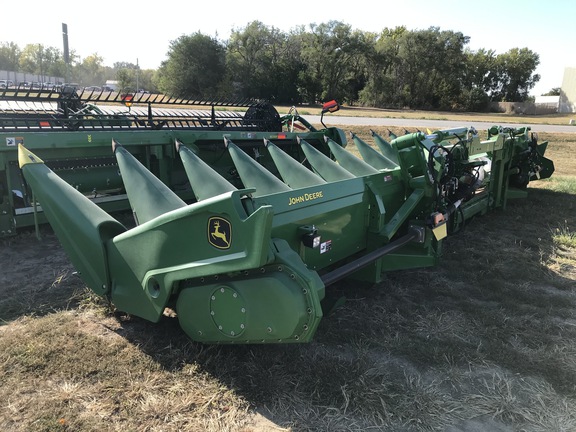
104,187 -> 576,430
0,226 -> 88,324
0,210 -> 137,324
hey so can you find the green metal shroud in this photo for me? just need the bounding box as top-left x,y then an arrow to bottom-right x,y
17,121 -> 554,344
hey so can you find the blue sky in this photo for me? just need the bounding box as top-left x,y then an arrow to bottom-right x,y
1,0 -> 573,96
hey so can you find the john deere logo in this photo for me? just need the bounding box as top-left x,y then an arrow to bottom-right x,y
208,217 -> 232,249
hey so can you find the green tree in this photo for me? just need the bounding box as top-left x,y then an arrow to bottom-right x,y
17,44 -> 67,80
459,49 -> 498,111
75,54 -> 106,86
112,61 -> 139,91
463,49 -> 498,93
19,44 -> 47,75
298,21 -> 372,104
137,69 -> 158,93
492,48 -> 540,102
360,27 -> 469,110
116,69 -> 133,91
0,42 -> 21,71
398,27 -> 469,109
542,87 -> 560,96
42,46 -> 66,77
227,21 -> 302,102
157,33 -> 227,98
359,27 -> 405,107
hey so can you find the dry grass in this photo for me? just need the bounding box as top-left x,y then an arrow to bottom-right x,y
276,104 -> 576,127
0,117 -> 575,431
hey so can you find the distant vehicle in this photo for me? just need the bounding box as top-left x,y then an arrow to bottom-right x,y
62,83 -> 80,89
18,81 -> 30,88
0,80 -> 14,88
31,82 -> 42,89
104,80 -> 119,91
42,82 -> 55,90
84,86 -> 102,92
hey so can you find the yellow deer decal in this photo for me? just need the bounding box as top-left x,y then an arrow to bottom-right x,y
208,217 -> 232,249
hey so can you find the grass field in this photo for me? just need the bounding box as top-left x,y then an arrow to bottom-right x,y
276,104 -> 576,127
0,121 -> 575,431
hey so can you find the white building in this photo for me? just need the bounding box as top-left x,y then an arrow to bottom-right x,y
559,67 -> 576,113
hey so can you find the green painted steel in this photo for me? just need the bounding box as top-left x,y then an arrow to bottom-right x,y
351,132 -> 398,170
298,137 -> 356,181
113,140 -> 187,224
264,139 -> 326,188
225,137 -> 292,196
16,118 -> 554,344
19,145 -> 126,296
325,137 -> 381,176
370,129 -> 399,164
0,127 -> 344,236
176,139 -> 237,201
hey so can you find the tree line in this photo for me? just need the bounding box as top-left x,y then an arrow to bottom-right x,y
0,21 -> 542,111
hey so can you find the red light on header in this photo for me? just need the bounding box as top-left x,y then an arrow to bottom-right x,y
121,94 -> 134,107
321,100 -> 340,114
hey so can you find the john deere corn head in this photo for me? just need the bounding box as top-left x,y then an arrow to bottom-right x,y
3,87 -> 554,344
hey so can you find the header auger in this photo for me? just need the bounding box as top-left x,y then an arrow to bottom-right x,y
17,116 -> 554,344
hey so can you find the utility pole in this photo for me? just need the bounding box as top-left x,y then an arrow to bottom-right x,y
62,23 -> 69,83
136,58 -> 139,92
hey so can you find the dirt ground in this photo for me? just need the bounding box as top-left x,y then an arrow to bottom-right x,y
0,228 -> 85,323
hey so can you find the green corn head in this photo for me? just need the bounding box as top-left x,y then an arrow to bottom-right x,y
0,89 -> 554,343
3,88 -> 555,344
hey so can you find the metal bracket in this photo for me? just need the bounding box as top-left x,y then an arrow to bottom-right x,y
408,225 -> 426,243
